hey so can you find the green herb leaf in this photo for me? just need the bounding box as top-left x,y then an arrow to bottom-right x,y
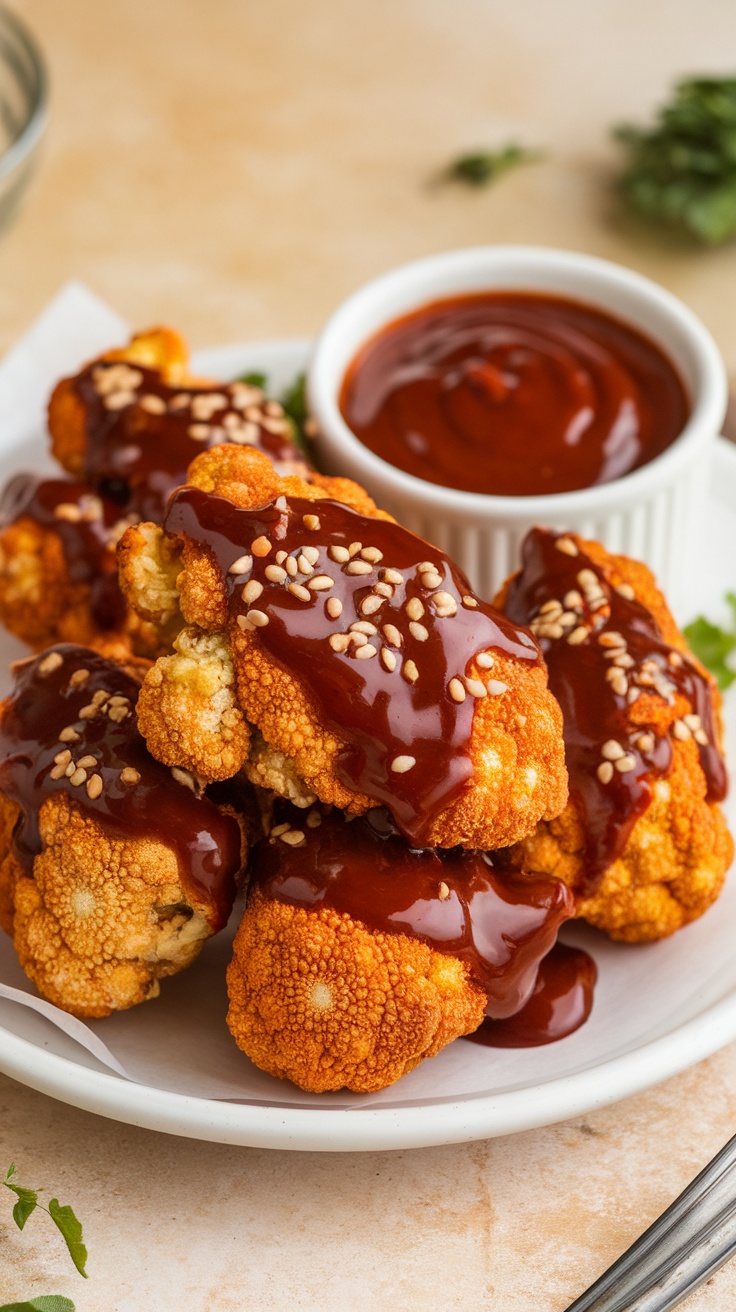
47,1200 -> 88,1279
684,612 -> 736,689
8,1186 -> 38,1231
5,1163 -> 17,1182
615,77 -> 736,244
0,1298 -> 76,1312
237,371 -> 268,390
447,143 -> 544,187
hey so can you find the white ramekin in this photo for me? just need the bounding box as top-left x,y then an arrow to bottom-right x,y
307,246 -> 727,608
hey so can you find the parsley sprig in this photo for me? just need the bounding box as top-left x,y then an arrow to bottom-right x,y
3,1163 -> 87,1278
684,592 -> 736,689
447,143 -> 543,187
0,1299 -> 75,1312
615,77 -> 736,244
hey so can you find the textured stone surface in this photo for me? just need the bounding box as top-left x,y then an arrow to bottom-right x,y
2,1 -> 736,1307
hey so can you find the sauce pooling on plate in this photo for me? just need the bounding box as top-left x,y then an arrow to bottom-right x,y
164,486 -> 540,844
468,942 -> 597,1048
0,645 -> 243,929
340,292 -> 689,497
254,805 -> 574,1017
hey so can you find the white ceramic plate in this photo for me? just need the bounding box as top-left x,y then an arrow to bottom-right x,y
0,338 -> 735,1153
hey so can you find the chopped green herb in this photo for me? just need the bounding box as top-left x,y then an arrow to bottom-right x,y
447,143 -> 544,187
3,1164 -> 87,1278
237,371 -> 268,390
614,77 -> 736,244
684,592 -> 736,689
0,1298 -> 75,1312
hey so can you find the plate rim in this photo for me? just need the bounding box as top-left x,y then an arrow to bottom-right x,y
0,336 -> 735,1152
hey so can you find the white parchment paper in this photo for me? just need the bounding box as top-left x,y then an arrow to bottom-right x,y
0,283 -> 734,1114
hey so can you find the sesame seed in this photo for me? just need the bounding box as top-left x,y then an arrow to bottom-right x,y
438,881 -> 450,901
329,634 -> 350,653
361,547 -> 383,563
406,597 -> 424,621
381,649 -> 397,672
616,583 -> 635,600
564,590 -> 583,609
448,678 -> 466,703
599,632 -> 624,648
610,674 -> 628,696
673,719 -> 691,741
382,568 -> 403,586
309,575 -> 335,591
242,579 -> 264,604
486,680 -> 509,696
188,423 -> 211,441
383,624 -> 402,647
351,620 -> 378,635
288,582 -> 311,602
409,621 -> 429,642
695,729 -> 709,746
38,652 -> 63,676
601,739 -> 625,760
275,550 -> 288,565
92,689 -> 110,706
70,767 -> 87,786
302,546 -> 320,566
637,733 -> 655,753
265,564 -> 287,583
628,687 -> 641,704
613,653 -> 635,669
228,554 -> 253,575
69,669 -> 90,688
540,600 -> 563,616
421,570 -> 443,590
169,392 -> 192,410
536,622 -> 564,640
403,659 -> 419,683
251,536 -> 272,557
391,755 -> 416,773
139,393 -> 166,414
567,626 -> 588,646
54,503 -> 82,523
58,726 -> 80,743
86,774 -> 103,800
78,705 -> 99,720
346,560 -> 372,575
355,644 -> 377,659
329,545 -> 350,563
476,653 -> 494,669
297,554 -> 314,575
597,761 -> 614,784
349,632 -> 368,647
107,695 -> 129,707
464,678 -> 486,699
65,762 -> 75,777
282,830 -> 305,846
54,749 -> 72,766
76,755 -> 97,769
374,581 -> 394,599
417,561 -> 437,574
463,596 -> 478,608
49,764 -> 68,780
285,556 -> 298,577
303,514 -> 321,531
326,597 -> 343,619
247,609 -> 270,627
172,767 -> 198,791
348,542 -> 362,557
120,768 -> 141,785
306,810 -> 322,828
556,536 -> 578,556
270,822 -> 291,837
615,754 -> 637,773
104,390 -> 137,411
236,614 -> 254,631
577,569 -> 598,589
434,592 -> 457,616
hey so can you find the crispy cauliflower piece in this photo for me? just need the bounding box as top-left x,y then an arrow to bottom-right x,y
497,531 -> 733,942
227,887 -> 487,1093
0,795 -> 21,935
10,793 -> 215,1017
124,445 -> 567,849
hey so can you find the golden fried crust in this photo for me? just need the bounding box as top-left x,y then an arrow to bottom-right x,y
226,887 -> 487,1093
0,795 -> 22,936
48,328 -> 196,478
10,793 -> 220,1018
497,536 -> 733,942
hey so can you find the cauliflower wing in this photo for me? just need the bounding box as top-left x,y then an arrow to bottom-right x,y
125,445 -> 568,850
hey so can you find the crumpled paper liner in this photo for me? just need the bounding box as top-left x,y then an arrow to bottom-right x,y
0,282 -> 733,1113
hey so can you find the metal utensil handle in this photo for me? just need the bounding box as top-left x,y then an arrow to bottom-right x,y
564,1131 -> 736,1311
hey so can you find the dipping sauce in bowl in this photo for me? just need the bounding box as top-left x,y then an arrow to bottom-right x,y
339,291 -> 690,497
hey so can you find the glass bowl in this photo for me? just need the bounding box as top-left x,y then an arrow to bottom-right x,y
0,3 -> 47,230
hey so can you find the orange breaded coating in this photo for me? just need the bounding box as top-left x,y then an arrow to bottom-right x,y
497,529 -> 733,942
0,645 -> 248,1016
123,445 -> 568,850
227,888 -> 486,1093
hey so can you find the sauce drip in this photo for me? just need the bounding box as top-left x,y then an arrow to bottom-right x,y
0,475 -> 129,630
503,529 -> 727,894
0,645 -> 242,930
253,805 -> 574,1014
73,361 -> 310,523
340,292 -> 689,497
164,486 -> 540,843
468,943 -> 597,1047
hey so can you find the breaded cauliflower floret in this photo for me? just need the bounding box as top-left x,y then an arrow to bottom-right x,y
0,795 -> 21,936
227,887 -> 487,1093
0,516 -> 99,649
124,445 -> 568,849
10,793 -> 215,1017
497,530 -> 733,942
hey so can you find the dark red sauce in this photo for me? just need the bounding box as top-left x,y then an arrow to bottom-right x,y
502,529 -> 727,894
468,942 -> 597,1047
164,486 -> 540,844
0,645 -> 243,930
0,475 -> 128,630
252,805 -> 574,1015
340,292 -> 689,497
72,361 -> 310,523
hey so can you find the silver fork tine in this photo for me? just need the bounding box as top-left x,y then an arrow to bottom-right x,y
564,1132 -> 736,1310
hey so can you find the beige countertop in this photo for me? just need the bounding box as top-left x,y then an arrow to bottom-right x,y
2,1 -> 736,1308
